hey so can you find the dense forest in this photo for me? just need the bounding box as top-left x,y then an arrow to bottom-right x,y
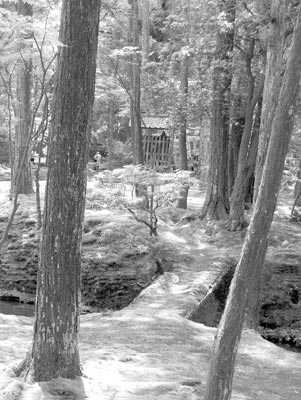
0,1 -> 301,399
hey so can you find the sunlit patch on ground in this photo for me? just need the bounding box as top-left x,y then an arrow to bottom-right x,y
161,230 -> 188,244
0,179 -> 300,399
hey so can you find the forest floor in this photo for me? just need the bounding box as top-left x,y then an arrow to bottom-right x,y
0,166 -> 300,399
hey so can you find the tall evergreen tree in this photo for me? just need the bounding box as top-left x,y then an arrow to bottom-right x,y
204,3 -> 301,398
254,0 -> 287,200
201,0 -> 236,220
14,0 -> 34,195
128,0 -> 143,164
227,38 -> 264,231
15,0 -> 101,381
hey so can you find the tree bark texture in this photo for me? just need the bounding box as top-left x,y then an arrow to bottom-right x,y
14,0 -> 33,195
245,125 -> 266,327
254,1 -> 287,200
293,158 -> 301,207
228,114 -> 243,196
178,56 -> 189,170
30,0 -> 100,381
177,0 -> 190,171
108,99 -> 114,170
141,0 -> 150,64
129,0 -> 143,165
228,39 -> 264,230
201,0 -> 236,220
243,97 -> 261,204
204,5 -> 301,398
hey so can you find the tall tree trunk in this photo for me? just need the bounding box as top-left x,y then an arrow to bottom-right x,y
176,0 -> 190,209
178,0 -> 190,172
201,0 -> 236,220
141,0 -> 150,64
243,97 -> 262,205
108,99 -> 114,170
227,39 -> 264,230
129,0 -> 143,165
228,114 -> 244,196
204,5 -> 301,398
293,158 -> 301,207
19,0 -> 101,381
14,0 -> 33,195
253,1 -> 287,201
178,56 -> 189,171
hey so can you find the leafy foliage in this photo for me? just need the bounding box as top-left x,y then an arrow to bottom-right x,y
87,165 -> 194,236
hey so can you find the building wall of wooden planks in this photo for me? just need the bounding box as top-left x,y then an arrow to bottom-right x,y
143,132 -> 172,171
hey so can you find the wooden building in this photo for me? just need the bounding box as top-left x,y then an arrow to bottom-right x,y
142,116 -> 173,171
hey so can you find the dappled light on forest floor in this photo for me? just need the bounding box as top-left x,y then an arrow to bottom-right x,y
0,178 -> 300,398
161,230 -> 188,244
1,261 -> 301,400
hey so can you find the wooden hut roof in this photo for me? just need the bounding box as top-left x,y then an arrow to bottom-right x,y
142,116 -> 171,129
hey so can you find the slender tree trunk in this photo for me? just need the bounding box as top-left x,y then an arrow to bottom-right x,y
293,158 -> 301,207
254,1 -> 287,200
243,97 -> 262,205
108,99 -> 114,170
243,126 -> 258,203
14,0 -> 33,195
19,0 -> 101,381
34,96 -> 49,229
227,39 -> 264,230
176,0 -> 190,208
228,54 -> 246,196
129,0 -> 143,165
178,56 -> 189,171
243,241 -> 266,330
204,5 -> 301,398
141,0 -> 150,64
178,0 -> 190,171
228,114 -> 243,196
201,0 -> 236,220
0,66 -> 15,199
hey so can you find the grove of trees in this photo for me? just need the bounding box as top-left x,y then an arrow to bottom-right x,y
1,0 -> 301,399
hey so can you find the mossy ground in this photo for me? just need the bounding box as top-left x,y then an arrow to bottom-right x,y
0,173 -> 300,399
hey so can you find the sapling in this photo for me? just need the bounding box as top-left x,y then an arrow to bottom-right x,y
95,165 -> 180,236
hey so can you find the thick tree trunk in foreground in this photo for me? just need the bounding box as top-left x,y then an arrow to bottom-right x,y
253,1 -> 287,201
26,0 -> 100,381
201,0 -> 236,220
243,99 -> 262,329
204,5 -> 301,399
14,0 -> 33,195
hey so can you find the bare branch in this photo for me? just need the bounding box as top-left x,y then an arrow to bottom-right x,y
106,55 -> 147,128
241,1 -> 254,15
123,203 -> 155,233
